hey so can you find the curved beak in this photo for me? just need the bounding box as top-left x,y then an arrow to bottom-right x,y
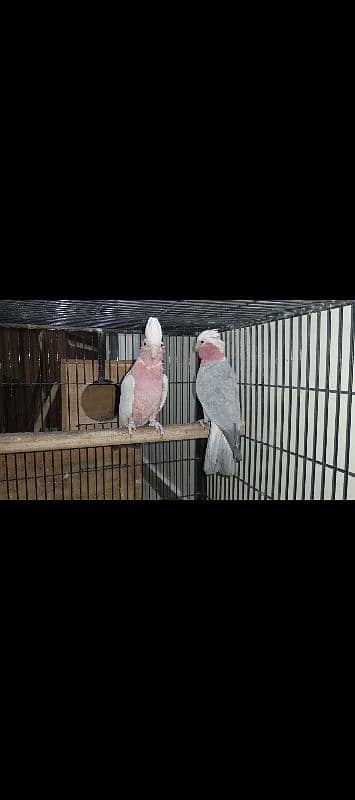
149,343 -> 162,358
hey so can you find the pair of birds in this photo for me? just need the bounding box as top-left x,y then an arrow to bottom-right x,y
119,317 -> 242,476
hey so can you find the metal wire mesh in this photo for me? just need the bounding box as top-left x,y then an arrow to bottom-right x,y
0,299 -> 354,500
207,301 -> 355,500
0,330 -> 205,500
0,299 -> 352,334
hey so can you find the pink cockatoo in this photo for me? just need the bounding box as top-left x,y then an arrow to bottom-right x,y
119,317 -> 168,437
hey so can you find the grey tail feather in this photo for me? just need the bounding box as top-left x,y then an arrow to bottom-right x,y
221,424 -> 242,463
204,422 -> 241,476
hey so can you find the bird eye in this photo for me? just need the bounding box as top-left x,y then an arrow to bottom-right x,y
144,341 -> 147,346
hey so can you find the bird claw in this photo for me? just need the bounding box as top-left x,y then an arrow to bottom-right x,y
149,420 -> 164,437
198,419 -> 209,430
128,420 -> 136,437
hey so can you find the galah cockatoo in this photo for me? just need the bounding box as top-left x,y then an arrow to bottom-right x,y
195,329 -> 242,476
119,317 -> 168,437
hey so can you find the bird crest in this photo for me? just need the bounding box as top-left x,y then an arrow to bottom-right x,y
145,317 -> 163,345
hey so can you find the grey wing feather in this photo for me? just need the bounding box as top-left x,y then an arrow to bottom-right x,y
158,374 -> 168,413
119,372 -> 135,427
196,360 -> 241,459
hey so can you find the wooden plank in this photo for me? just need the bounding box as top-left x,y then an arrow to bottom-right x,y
0,454 -> 8,499
58,358 -> 140,498
34,382 -> 59,431
61,359 -> 132,432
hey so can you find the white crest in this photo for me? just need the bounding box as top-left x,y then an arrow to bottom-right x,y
196,329 -> 225,352
145,317 -> 162,345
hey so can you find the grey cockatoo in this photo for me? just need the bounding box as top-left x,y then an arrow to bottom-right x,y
119,317 -> 168,436
195,329 -> 242,476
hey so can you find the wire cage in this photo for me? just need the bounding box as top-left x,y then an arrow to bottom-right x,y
0,299 -> 354,501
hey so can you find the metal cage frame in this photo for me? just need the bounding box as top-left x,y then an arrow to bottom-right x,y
0,299 -> 354,500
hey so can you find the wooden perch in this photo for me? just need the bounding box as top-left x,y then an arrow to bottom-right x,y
0,423 -> 209,455
0,422 -> 246,455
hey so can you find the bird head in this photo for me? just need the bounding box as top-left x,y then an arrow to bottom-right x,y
195,329 -> 225,361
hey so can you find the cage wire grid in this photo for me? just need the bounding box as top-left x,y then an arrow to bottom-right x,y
0,299 -> 352,334
0,299 -> 354,500
0,328 -> 203,500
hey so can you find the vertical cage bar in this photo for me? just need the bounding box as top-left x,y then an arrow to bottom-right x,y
271,322 -> 278,499
258,324 -> 265,500
180,334 -> 184,498
131,332 -> 136,500
277,319 -> 286,500
237,328 -> 242,500
33,368 -> 38,500
66,334 -> 73,499
264,322 -> 272,501
110,334 -> 114,500
51,448 -> 55,500
252,325 -> 259,499
166,336 -> 170,496
247,327 -> 253,499
16,330 -> 28,499
187,336 -> 191,497
17,328 -> 28,432
218,474 -> 223,500
0,332 -> 5,433
55,329 -> 60,386
320,310 -> 331,500
28,329 -> 33,431
229,329 -> 233,500
301,315 -> 311,500
81,333 -> 89,498
285,317 -> 293,500
223,331 -> 227,501
46,331 -> 54,430
331,307 -> 344,500
60,449 -> 64,500
343,302 -> 355,500
310,312 -> 321,499
11,329 -> 20,433
242,328 -> 248,499
293,316 -> 302,500
178,336 -> 181,495
42,450 -> 47,500
124,331 -> 128,500
232,328 -> 237,500
195,337 -> 207,501
94,444 -> 98,501
74,333 -> 82,500
38,330 -> 45,432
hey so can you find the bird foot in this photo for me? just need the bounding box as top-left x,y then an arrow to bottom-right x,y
128,420 -> 136,437
149,419 -> 164,437
197,419 -> 209,430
